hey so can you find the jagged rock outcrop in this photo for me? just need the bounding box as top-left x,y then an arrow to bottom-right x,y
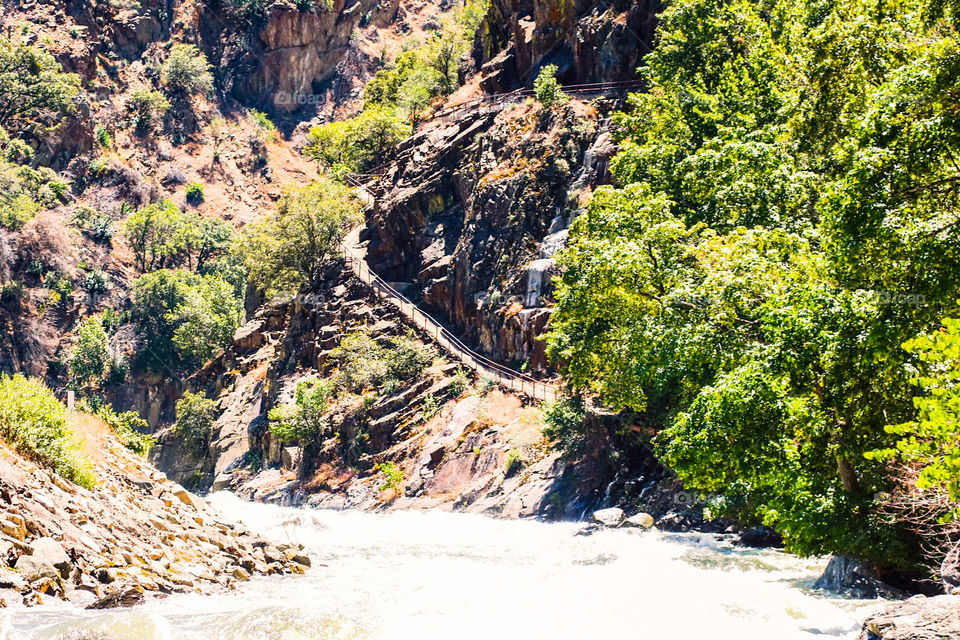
470,0 -> 659,91
227,0 -> 381,112
363,99 -> 614,371
0,418 -> 309,608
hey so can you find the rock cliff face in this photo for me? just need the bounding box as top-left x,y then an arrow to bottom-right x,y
0,414 -> 308,609
225,0 -> 379,113
469,0 -> 659,91
362,98 -> 616,372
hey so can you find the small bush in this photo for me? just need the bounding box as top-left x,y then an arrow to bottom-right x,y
127,90 -> 170,131
534,64 -> 566,109
80,399 -> 154,456
267,379 -> 333,445
541,394 -> 586,452
87,156 -> 108,179
185,182 -> 205,205
449,367 -> 470,397
83,269 -> 109,295
173,390 -> 218,456
250,108 -> 275,132
94,124 -> 111,148
161,44 -> 213,96
421,393 -> 440,418
0,374 -> 95,488
504,449 -> 523,477
375,461 -> 404,492
385,333 -> 436,380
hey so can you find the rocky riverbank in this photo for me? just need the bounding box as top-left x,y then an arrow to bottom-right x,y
0,412 -> 309,609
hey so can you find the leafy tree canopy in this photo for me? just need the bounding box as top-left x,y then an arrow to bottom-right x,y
547,0 -> 960,572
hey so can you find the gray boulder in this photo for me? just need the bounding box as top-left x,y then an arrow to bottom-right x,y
622,513 -> 655,529
858,594 -> 960,639
591,507 -> 625,527
31,537 -> 72,578
14,554 -> 59,581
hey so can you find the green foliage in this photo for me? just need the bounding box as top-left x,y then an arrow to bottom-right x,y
546,0 -> 960,571
127,90 -> 170,131
0,158 -> 70,230
304,106 -> 411,173
534,64 -> 566,109
0,39 -> 80,134
124,200 -> 234,272
81,400 -> 154,456
185,182 -> 205,205
871,318 -> 960,521
238,178 -> 361,294
362,1 -> 487,117
374,461 -> 404,492
267,379 -> 333,445
173,390 -> 218,456
329,331 -> 436,394
504,449 -> 523,477
420,393 -> 440,418
130,269 -> 241,374
69,315 -> 111,386
72,205 -> 115,244
249,108 -> 275,132
161,44 -> 213,96
95,124 -> 111,149
541,394 -> 586,452
449,366 -> 470,397
0,374 -> 95,488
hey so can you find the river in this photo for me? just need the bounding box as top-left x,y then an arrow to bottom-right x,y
4,492 -> 884,639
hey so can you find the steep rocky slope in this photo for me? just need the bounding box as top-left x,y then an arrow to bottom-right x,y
364,97 -> 615,371
0,412 -> 308,609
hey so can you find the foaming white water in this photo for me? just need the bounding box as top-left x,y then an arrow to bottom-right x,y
4,492 -> 885,640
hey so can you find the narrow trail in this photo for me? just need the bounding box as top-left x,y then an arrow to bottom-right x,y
341,223 -> 558,402
331,82 -> 633,402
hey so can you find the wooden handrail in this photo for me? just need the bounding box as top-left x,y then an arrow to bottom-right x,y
341,237 -> 558,402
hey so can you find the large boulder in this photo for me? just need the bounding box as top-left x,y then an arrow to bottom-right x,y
30,537 -> 72,578
622,513 -> 655,529
814,556 -> 908,599
858,595 -> 960,639
591,507 -> 625,527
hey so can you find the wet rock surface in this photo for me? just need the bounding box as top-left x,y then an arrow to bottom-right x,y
0,425 -> 308,609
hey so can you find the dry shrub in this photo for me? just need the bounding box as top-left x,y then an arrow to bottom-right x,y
16,211 -> 73,273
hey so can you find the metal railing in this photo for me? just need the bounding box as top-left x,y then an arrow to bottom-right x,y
342,240 -> 558,403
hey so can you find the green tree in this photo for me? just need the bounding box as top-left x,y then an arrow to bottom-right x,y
872,318 -> 960,522
173,391 -> 219,456
0,39 -> 81,134
304,106 -> 411,172
131,269 -> 241,374
124,200 -> 186,272
69,315 -> 111,386
534,64 -> 566,109
546,0 -> 958,574
238,179 -> 361,294
161,44 -> 214,96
